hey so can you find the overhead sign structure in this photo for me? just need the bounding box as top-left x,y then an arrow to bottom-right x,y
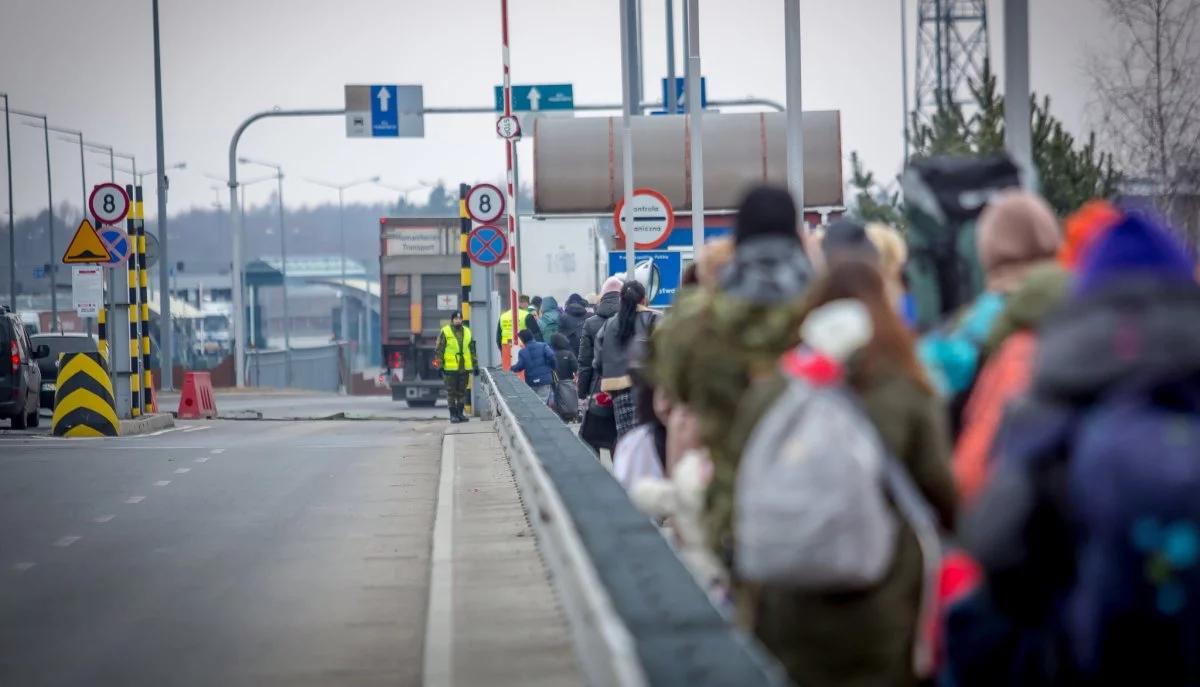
659,76 -> 708,113
465,183 -> 505,224
99,227 -> 131,266
613,188 -> 676,249
468,225 -> 508,267
62,219 -> 110,264
608,250 -> 682,308
493,84 -> 574,112
496,115 -> 521,140
71,266 -> 104,317
89,183 -> 130,225
345,84 -> 424,138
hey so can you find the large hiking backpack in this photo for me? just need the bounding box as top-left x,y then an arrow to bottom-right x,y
1065,378 -> 1200,680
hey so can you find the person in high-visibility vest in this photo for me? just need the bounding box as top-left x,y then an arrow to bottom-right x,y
496,294 -> 531,348
435,311 -> 478,423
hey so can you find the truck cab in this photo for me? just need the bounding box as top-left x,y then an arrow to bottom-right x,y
379,217 -> 507,407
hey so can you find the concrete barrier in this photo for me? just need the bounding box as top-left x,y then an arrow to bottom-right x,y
482,369 -> 792,687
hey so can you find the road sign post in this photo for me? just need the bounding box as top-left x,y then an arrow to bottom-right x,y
468,225 -> 508,267
88,183 -> 130,225
466,183 -> 505,224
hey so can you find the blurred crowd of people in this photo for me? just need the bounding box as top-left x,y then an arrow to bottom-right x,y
556,183 -> 1200,686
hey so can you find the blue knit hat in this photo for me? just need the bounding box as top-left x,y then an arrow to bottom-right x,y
1075,213 -> 1196,296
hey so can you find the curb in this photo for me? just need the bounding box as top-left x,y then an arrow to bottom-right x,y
118,413 -> 175,436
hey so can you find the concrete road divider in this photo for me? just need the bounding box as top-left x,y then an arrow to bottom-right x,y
51,353 -> 120,438
177,372 -> 218,419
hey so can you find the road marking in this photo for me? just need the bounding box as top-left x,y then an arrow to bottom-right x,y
92,514 -> 116,523
13,562 -> 36,572
423,434 -> 456,687
174,468 -> 190,474
125,496 -> 145,504
154,480 -> 171,487
194,457 -> 209,463
210,448 -> 225,454
181,425 -> 210,433
138,427 -> 181,438
53,535 -> 82,547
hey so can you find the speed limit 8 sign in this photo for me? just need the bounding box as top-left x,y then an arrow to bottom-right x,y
89,183 -> 130,225
465,183 -> 505,224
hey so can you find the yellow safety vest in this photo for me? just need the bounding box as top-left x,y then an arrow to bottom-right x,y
440,325 -> 473,371
498,309 -> 514,345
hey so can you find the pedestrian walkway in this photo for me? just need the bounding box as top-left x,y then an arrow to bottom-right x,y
425,424 -> 582,687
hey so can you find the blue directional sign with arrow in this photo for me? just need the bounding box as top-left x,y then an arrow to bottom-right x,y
371,85 -> 398,137
660,76 -> 707,112
493,84 -> 574,112
344,84 -> 424,138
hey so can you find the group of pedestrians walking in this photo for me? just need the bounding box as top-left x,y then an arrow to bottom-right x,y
584,183 -> 1200,686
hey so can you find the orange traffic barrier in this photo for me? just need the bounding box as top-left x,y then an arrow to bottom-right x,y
177,371 -> 218,419
501,343 -> 512,371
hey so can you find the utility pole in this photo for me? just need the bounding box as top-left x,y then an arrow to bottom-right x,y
152,0 -> 173,389
665,0 -> 677,114
41,117 -> 57,331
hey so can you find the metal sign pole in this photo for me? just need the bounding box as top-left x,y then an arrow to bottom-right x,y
687,0 -> 705,255
619,0 -> 637,280
785,0 -> 804,221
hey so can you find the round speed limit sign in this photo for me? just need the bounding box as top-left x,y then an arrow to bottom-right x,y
466,183 -> 505,224
496,115 -> 521,140
89,183 -> 130,225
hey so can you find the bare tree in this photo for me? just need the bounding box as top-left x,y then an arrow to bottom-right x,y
1090,0 -> 1200,241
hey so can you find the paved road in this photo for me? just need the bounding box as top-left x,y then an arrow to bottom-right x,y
0,418 -> 445,686
158,390 -> 444,421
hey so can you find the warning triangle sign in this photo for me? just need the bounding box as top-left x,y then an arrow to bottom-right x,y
62,218 -> 110,264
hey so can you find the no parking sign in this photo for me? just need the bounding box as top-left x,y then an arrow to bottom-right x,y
468,225 -> 508,267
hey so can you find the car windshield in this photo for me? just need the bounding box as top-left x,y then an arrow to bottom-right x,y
33,335 -> 97,355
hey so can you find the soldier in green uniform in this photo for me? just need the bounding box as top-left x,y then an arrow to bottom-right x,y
435,311 -> 478,423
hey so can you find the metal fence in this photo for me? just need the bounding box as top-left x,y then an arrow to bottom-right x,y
244,344 -> 343,391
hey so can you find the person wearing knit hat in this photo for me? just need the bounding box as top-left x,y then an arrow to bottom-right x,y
955,213 -> 1200,685
919,191 -> 1062,397
975,190 -> 1062,293
734,185 -> 800,245
822,218 -> 880,265
578,276 -> 627,402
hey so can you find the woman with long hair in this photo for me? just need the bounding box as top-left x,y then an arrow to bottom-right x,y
729,257 -> 957,687
591,280 -> 661,436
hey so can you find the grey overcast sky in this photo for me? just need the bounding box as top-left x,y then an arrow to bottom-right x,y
1,0 -> 1111,221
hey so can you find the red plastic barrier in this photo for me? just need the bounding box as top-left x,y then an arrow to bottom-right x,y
177,371 -> 218,419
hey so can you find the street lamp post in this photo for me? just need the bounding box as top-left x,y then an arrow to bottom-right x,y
5,109 -> 60,330
304,175 -> 379,370
152,0 -> 173,389
1,93 -> 14,311
239,157 -> 291,387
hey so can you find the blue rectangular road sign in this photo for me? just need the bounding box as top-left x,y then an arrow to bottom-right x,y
609,250 -> 683,308
371,85 -> 399,137
493,84 -> 574,112
660,76 -> 708,112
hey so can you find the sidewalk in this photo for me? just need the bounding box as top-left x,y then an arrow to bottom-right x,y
426,424 -> 582,687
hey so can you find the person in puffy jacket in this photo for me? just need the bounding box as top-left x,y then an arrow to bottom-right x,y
510,329 -> 557,402
592,280 -> 662,436
558,293 -> 590,355
578,276 -> 623,398
538,296 -> 561,341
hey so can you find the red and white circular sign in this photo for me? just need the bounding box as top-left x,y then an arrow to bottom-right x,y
466,183 -> 505,224
89,183 -> 130,225
613,188 -> 675,249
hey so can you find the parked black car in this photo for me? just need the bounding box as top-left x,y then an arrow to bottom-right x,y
0,307 -> 48,428
31,333 -> 100,410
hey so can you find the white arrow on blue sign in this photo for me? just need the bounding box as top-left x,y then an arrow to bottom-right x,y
345,84 -> 425,138
493,84 -> 574,112
660,76 -> 707,112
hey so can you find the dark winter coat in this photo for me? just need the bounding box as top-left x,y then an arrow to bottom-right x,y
558,298 -> 590,356
578,291 -> 620,398
727,359 -> 956,687
592,307 -> 662,392
511,340 -> 557,387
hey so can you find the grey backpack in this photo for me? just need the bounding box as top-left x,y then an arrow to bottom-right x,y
735,377 -> 941,593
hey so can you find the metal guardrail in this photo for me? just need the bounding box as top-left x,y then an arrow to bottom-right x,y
482,369 -> 792,687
